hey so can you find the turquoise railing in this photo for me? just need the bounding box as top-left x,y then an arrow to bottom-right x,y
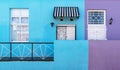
0,42 -> 54,61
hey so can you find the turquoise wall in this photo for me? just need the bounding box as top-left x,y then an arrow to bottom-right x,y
54,40 -> 88,70
0,0 -> 85,42
0,40 -> 88,70
0,0 -> 87,70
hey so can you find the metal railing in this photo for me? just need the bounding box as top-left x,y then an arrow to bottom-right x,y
0,42 -> 54,61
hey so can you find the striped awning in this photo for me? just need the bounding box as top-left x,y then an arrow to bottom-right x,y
53,7 -> 80,18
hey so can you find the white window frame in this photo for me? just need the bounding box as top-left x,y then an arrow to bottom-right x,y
56,24 -> 76,40
10,9 -> 29,42
87,10 -> 107,40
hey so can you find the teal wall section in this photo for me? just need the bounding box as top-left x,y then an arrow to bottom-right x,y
0,3 -> 10,42
0,0 -> 85,42
54,40 -> 88,70
0,0 -> 87,70
0,40 -> 88,70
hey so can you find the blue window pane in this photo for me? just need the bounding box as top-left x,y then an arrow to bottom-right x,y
12,17 -> 19,23
21,17 -> 28,23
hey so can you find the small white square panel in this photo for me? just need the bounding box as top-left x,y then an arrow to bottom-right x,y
21,9 -> 29,17
11,9 -> 20,17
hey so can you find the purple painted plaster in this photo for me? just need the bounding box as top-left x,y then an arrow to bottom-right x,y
89,40 -> 120,70
85,1 -> 120,40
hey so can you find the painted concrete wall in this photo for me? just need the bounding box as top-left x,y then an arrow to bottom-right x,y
0,40 -> 88,70
0,0 -> 85,42
85,0 -> 120,40
0,1 -> 87,70
54,40 -> 88,70
89,40 -> 120,70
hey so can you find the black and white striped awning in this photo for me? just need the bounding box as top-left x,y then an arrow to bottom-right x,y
53,7 -> 80,19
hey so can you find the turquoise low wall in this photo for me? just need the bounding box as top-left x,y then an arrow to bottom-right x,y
0,40 -> 88,70
54,40 -> 88,70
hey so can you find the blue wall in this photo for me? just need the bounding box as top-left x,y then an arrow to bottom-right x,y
54,40 -> 88,70
0,0 -> 87,70
0,0 -> 85,42
0,40 -> 88,70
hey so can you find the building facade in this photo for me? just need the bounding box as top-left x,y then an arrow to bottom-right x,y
0,0 -> 120,70
86,0 -> 120,70
86,0 -> 120,40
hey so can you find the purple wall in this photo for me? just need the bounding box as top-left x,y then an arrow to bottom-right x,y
85,0 -> 120,40
89,40 -> 120,70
